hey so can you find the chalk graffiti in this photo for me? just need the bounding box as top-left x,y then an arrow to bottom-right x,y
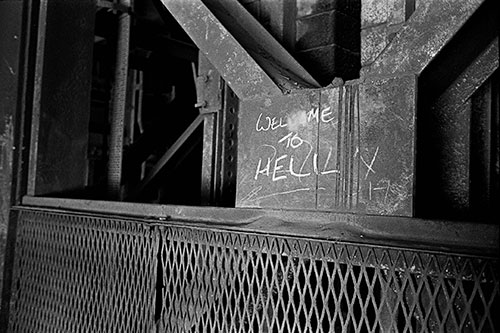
255,105 -> 337,133
247,103 -> 385,208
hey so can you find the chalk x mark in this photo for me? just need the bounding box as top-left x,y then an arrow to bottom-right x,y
361,146 -> 379,180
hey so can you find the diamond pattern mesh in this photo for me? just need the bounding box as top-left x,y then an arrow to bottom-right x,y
7,208 -> 499,333
159,226 -> 499,333
8,209 -> 158,333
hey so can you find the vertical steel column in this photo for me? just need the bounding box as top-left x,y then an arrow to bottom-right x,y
216,84 -> 239,206
108,0 -> 131,199
198,54 -> 222,205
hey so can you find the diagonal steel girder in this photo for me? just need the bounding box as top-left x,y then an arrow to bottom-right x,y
363,0 -> 485,77
159,0 -> 320,100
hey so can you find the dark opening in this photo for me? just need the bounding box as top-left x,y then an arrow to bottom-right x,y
86,0 -> 201,205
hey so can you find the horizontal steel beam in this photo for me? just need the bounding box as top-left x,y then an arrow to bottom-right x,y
19,196 -> 500,257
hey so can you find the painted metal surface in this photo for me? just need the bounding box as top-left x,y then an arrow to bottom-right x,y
159,0 -> 283,99
236,76 -> 416,216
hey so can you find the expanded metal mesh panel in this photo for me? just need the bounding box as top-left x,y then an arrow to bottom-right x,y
159,226 -> 499,333
9,209 -> 158,333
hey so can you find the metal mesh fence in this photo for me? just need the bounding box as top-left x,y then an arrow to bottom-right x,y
7,208 -> 499,332
159,226 -> 499,333
8,209 -> 158,333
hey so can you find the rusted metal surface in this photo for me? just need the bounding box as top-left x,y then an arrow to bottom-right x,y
236,76 -> 416,216
203,0 -> 320,91
108,0 -> 132,199
28,0 -> 95,196
159,0 -> 283,100
362,0 -> 483,77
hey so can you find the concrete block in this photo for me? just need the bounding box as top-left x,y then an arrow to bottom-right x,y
361,0 -> 389,28
296,10 -> 360,51
388,0 -> 406,26
361,24 -> 387,66
296,44 -> 360,84
296,0 -> 361,19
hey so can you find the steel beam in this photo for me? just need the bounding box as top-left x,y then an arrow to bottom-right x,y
362,0 -> 484,77
131,114 -> 204,198
203,0 -> 320,91
159,0 -> 310,99
20,196 -> 500,257
417,37 -> 499,219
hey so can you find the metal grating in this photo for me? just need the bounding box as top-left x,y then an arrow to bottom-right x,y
6,208 -> 499,332
159,226 -> 499,332
8,209 -> 158,333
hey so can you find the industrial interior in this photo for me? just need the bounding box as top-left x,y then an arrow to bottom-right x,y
87,1 -> 202,204
0,0 -> 498,332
